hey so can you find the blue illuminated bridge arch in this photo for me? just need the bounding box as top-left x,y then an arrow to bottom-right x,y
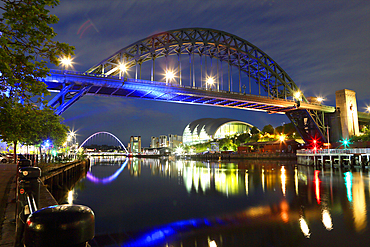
87,27 -> 303,100
47,27 -> 334,116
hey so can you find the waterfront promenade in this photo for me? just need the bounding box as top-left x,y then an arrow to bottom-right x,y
0,163 -> 16,247
0,163 -> 60,247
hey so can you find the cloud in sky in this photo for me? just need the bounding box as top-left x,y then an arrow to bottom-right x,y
49,0 -> 370,145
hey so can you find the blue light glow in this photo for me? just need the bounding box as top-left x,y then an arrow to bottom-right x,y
43,139 -> 51,148
122,218 -> 208,247
344,172 -> 353,203
86,159 -> 128,184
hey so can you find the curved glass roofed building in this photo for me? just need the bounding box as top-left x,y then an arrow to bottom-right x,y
183,118 -> 254,145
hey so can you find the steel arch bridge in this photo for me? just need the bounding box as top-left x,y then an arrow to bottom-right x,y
87,27 -> 303,101
43,28 -> 370,145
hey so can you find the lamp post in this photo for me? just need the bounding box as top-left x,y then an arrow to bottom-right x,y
294,91 -> 302,108
206,76 -> 215,90
59,56 -> 73,71
67,130 -> 77,153
119,63 -> 127,80
165,70 -> 175,85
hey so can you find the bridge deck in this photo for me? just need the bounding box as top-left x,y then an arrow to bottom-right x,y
44,70 -> 336,114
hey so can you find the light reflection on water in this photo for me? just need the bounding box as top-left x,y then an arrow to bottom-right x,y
71,157 -> 370,246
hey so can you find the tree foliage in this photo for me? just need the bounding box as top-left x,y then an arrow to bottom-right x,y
0,102 -> 67,146
275,123 -> 296,136
262,124 -> 275,135
0,0 -> 74,105
250,126 -> 260,135
0,0 -> 73,157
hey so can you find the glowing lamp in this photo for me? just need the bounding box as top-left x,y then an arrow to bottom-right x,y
119,63 -> 127,73
44,140 -> 51,148
316,97 -> 324,103
294,91 -> 301,100
206,77 -> 215,86
165,70 -> 175,82
279,135 -> 286,142
59,56 -> 73,69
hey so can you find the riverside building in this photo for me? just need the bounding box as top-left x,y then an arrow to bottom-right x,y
182,118 -> 254,145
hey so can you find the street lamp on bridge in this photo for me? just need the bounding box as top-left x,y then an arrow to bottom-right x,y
316,97 -> 324,104
206,76 -> 215,90
59,55 -> 73,70
165,70 -> 175,84
294,91 -> 302,107
118,63 -> 127,80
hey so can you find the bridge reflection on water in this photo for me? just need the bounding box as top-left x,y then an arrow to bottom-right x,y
67,157 -> 370,247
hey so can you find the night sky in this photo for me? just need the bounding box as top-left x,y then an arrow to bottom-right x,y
48,0 -> 370,147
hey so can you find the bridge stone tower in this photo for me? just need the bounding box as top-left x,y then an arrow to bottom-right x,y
335,89 -> 359,139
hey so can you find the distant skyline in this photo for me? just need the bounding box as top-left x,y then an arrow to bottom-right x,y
48,0 -> 370,146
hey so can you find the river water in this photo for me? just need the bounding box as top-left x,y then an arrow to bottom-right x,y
66,157 -> 370,247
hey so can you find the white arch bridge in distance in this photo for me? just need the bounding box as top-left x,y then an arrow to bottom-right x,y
79,131 -> 129,155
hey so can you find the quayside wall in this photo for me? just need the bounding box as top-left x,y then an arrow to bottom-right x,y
39,159 -> 90,204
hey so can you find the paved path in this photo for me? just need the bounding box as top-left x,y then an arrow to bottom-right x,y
0,164 -> 17,247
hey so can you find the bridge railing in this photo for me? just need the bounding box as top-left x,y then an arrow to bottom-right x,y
297,148 -> 370,155
49,69 -> 122,80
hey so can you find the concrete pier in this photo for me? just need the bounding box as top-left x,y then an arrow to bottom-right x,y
297,148 -> 370,167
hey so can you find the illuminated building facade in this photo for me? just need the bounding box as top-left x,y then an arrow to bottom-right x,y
159,135 -> 167,147
151,134 -> 183,149
183,118 -> 254,145
168,134 -> 182,149
129,136 -> 141,154
336,89 -> 359,139
150,136 -> 159,148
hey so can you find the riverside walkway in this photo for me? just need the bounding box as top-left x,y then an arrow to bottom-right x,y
0,163 -> 17,247
0,163 -> 59,247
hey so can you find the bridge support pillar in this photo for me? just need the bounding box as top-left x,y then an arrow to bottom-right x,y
335,89 -> 359,139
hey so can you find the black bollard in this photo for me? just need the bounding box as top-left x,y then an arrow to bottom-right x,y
19,158 -> 32,167
24,205 -> 95,247
15,167 -> 42,247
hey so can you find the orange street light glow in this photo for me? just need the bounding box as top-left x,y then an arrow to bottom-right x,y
279,135 -> 286,142
317,97 -> 324,103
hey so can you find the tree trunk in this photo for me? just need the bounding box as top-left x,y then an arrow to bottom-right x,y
39,145 -> 42,163
13,140 -> 17,165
